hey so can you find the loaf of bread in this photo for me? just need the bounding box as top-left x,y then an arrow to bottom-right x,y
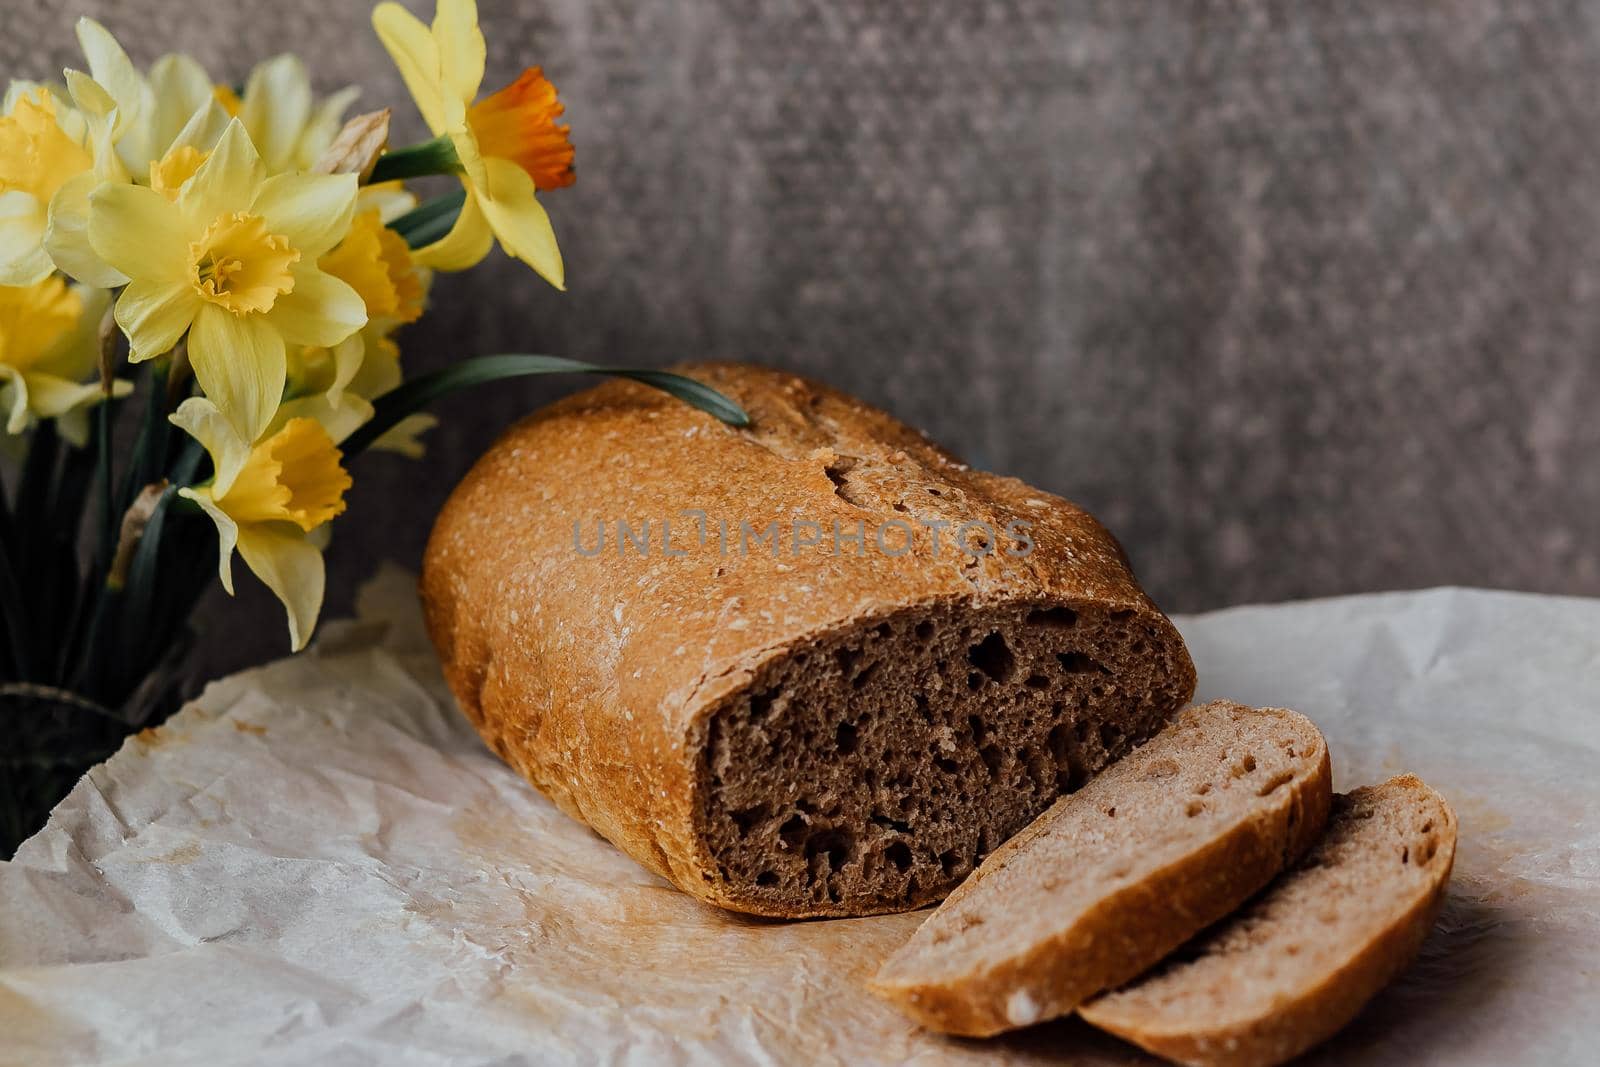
869,701 -> 1332,1035
1080,774 -> 1457,1067
421,363 -> 1196,917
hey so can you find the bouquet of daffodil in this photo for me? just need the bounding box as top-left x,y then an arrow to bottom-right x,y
0,0 -> 743,855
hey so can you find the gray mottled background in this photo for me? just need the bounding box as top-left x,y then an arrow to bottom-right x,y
11,0 -> 1600,679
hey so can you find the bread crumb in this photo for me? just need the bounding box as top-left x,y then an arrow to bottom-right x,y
1005,989 -> 1041,1026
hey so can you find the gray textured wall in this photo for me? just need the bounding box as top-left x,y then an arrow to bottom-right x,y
11,0 -> 1600,679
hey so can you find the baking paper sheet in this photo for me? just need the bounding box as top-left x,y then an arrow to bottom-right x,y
2,567 -> 1596,1066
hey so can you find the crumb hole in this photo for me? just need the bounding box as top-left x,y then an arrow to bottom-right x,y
835,721 -> 858,755
1026,606 -> 1078,628
1186,799 -> 1204,817
914,620 -> 935,642
805,830 -> 855,871
778,815 -> 808,848
980,744 -> 1002,777
1025,673 -> 1051,690
731,805 -> 767,835
968,631 -> 1016,683
1056,651 -> 1104,674
1231,753 -> 1258,778
886,842 -> 912,872
755,870 -> 778,887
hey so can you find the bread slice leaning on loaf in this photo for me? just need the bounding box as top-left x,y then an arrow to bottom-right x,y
869,701 -> 1331,1035
422,363 -> 1196,917
1080,774 -> 1457,1067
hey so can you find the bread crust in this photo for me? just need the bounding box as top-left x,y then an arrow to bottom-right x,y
868,703 -> 1332,1035
1079,775 -> 1458,1067
420,363 -> 1194,917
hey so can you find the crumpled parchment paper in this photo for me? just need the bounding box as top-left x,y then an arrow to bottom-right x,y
2,568 -> 1596,1066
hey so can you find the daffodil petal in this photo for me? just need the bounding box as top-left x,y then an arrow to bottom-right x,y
477,157 -> 564,289
297,85 -> 361,170
167,96 -> 230,156
180,486 -> 240,595
326,331 -> 365,406
0,191 -> 53,287
38,284 -> 111,382
252,172 -> 357,260
271,391 -> 374,445
236,523 -> 325,652
114,279 -> 195,362
147,53 -> 215,149
434,0 -> 486,106
171,394 -> 252,494
88,181 -> 188,284
19,373 -> 113,420
372,2 -> 448,136
241,54 -> 313,173
188,303 -> 287,443
46,173 -> 129,289
356,181 -> 417,224
183,120 -> 265,232
269,265 -> 367,348
75,18 -> 147,133
412,185 -> 493,271
0,367 -> 31,435
373,412 -> 437,458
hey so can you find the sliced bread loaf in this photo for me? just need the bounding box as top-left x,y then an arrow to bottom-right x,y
423,364 -> 1196,917
1080,774 -> 1457,1067
868,700 -> 1331,1036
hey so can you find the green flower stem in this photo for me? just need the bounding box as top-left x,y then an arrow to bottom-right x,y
392,189 -> 467,250
367,134 -> 461,184
340,356 -> 751,458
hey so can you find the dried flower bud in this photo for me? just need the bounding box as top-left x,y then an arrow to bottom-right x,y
107,482 -> 170,592
313,109 -> 391,181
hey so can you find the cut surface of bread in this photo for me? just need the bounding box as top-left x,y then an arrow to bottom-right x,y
1080,774 -> 1457,1067
868,701 -> 1332,1036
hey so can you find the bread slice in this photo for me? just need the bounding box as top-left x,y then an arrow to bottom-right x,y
868,700 -> 1332,1036
1080,774 -> 1457,1067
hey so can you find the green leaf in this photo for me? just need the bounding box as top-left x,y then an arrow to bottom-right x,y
392,189 -> 467,250
339,355 -> 750,457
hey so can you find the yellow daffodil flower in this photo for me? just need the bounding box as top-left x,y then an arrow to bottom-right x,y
88,119 -> 367,443
0,277 -> 131,444
373,0 -> 571,287
280,321 -> 436,458
320,209 -> 426,325
171,395 -> 351,650
222,54 -> 360,174
0,88 -> 93,285
72,18 -> 220,178
42,21 -> 230,289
